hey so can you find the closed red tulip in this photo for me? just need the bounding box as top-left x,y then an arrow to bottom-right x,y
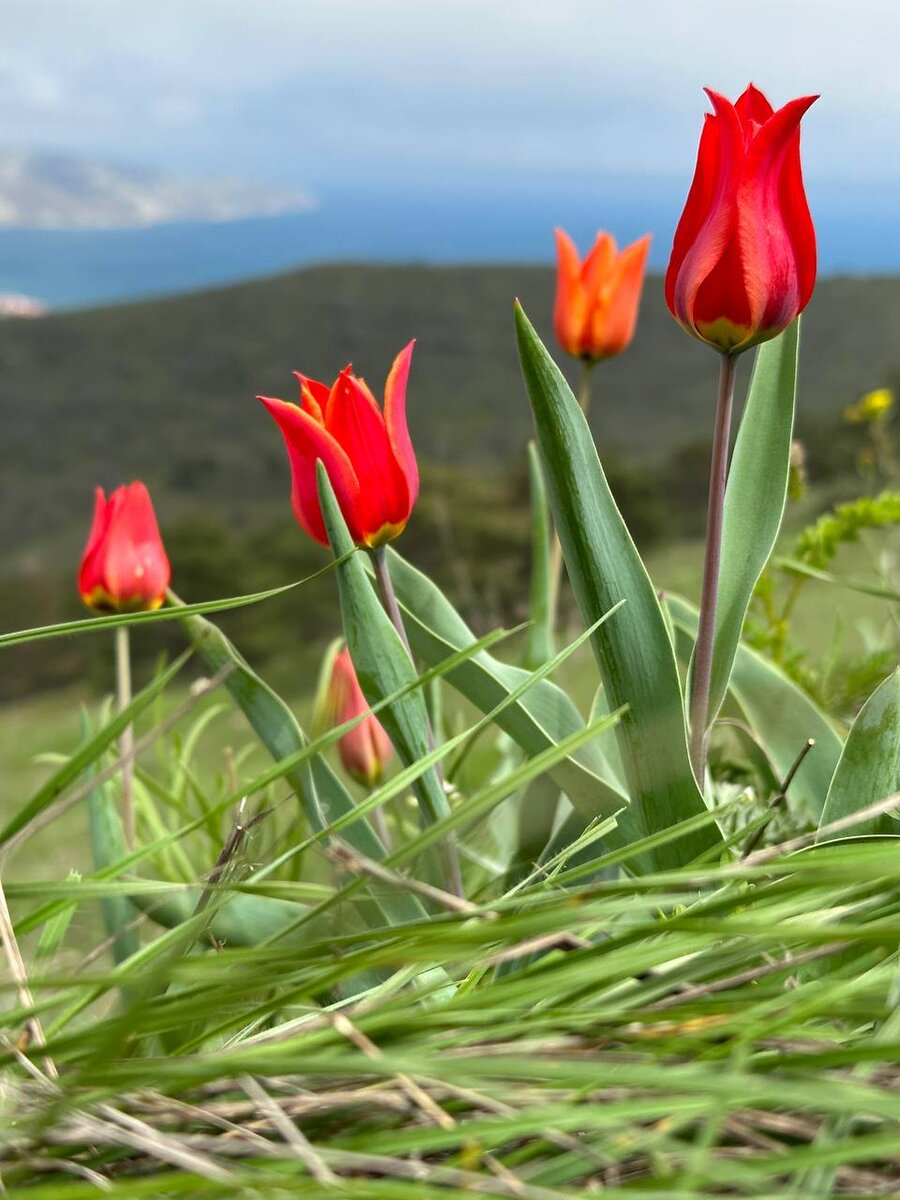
665,84 -> 817,355
554,228 -> 651,361
259,342 -> 418,548
78,482 -> 170,614
324,647 -> 394,786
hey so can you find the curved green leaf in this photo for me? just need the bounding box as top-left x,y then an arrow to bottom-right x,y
380,547 -> 627,820
0,562 -> 346,649
127,887 -> 329,948
819,670 -> 900,837
667,592 -> 843,820
514,302 -> 720,870
523,441 -> 554,668
176,594 -> 427,928
316,466 -> 451,842
509,774 -> 562,883
707,319 -> 800,724
82,713 -> 141,967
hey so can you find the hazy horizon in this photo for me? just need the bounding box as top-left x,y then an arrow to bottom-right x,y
2,1 -> 898,306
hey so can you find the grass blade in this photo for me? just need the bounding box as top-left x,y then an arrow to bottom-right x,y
316,469 -> 451,837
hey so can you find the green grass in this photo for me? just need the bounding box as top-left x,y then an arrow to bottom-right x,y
1,526 -> 898,1194
2,529 -> 892,888
3,815 -> 900,1195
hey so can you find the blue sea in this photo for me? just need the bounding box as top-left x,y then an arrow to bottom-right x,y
0,181 -> 895,310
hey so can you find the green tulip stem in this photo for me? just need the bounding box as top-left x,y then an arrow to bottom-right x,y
371,545 -> 463,897
577,358 -> 595,419
115,623 -> 135,849
689,352 -> 738,783
548,359 -> 595,631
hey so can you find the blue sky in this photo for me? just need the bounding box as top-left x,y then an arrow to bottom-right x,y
2,0 -> 897,196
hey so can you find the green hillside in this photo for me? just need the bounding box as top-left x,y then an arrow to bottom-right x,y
0,264 -> 896,701
2,264 -> 898,551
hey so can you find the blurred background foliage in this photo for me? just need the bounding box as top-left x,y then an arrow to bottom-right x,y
0,263 -> 896,712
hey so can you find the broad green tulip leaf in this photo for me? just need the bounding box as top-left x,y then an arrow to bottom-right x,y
523,441 -> 554,668
705,319 -> 800,725
589,684 -> 626,793
86,788 -> 141,965
176,594 -> 427,928
379,547 -> 627,820
667,593 -> 843,820
82,713 -> 141,967
515,302 -> 721,870
127,886 -> 332,948
0,651 -> 191,849
509,774 -> 562,883
819,670 -> 900,837
316,465 -> 450,837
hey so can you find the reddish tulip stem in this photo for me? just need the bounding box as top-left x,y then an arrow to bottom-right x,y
372,546 -> 416,663
548,359 -> 595,629
115,624 -> 136,849
371,546 -> 463,897
689,353 -> 738,783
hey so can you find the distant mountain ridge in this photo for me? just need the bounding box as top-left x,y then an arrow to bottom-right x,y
0,151 -> 316,230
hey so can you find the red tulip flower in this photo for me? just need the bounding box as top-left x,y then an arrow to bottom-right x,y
259,342 -> 418,548
665,84 -> 817,355
324,647 -> 394,786
554,228 -> 651,361
78,482 -> 170,614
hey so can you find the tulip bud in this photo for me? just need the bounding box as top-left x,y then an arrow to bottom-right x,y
665,84 -> 818,355
554,228 -> 651,361
319,646 -> 394,787
259,342 -> 419,549
78,482 -> 170,614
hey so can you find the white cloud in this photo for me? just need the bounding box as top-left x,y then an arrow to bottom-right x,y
0,0 -> 897,187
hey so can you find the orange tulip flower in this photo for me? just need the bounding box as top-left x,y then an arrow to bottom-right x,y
553,228 -> 651,361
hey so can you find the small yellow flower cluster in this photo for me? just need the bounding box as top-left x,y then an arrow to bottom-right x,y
843,387 -> 894,426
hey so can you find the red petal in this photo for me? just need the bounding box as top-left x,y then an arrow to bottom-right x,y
779,121 -> 817,314
259,394 -> 363,545
383,341 -> 418,516
78,486 -> 111,598
292,372 -> 329,423
325,369 -> 408,538
334,646 -> 394,785
100,483 -> 170,608
669,90 -> 745,334
735,83 -> 774,130
737,95 -> 818,334
665,110 -> 723,316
